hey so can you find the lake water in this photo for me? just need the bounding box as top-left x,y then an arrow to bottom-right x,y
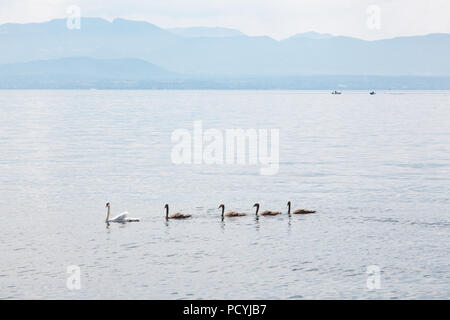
0,90 -> 449,299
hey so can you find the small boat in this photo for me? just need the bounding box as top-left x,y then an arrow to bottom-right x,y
369,91 -> 376,95
331,90 -> 342,95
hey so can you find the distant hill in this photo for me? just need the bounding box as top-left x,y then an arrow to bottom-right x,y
167,26 -> 245,38
0,57 -> 180,88
0,57 -> 174,79
0,18 -> 450,85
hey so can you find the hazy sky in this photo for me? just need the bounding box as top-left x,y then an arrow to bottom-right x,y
1,0 -> 449,40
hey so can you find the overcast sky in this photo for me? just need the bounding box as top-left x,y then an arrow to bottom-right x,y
1,0 -> 449,40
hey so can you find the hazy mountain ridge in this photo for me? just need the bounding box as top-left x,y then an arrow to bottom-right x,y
1,18 -> 449,76
0,18 -> 450,88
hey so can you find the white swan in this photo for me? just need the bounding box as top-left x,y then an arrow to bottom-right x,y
105,202 -> 140,223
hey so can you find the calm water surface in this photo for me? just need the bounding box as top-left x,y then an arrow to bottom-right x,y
0,90 -> 449,299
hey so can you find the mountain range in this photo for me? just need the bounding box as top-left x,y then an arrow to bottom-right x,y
0,18 -> 449,89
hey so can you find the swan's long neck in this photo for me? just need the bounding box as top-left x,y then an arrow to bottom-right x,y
165,206 -> 169,219
106,206 -> 110,222
221,206 -> 225,217
287,203 -> 291,214
255,205 -> 259,215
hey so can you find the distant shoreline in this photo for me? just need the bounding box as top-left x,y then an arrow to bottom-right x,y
1,75 -> 450,90
1,89 -> 450,91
